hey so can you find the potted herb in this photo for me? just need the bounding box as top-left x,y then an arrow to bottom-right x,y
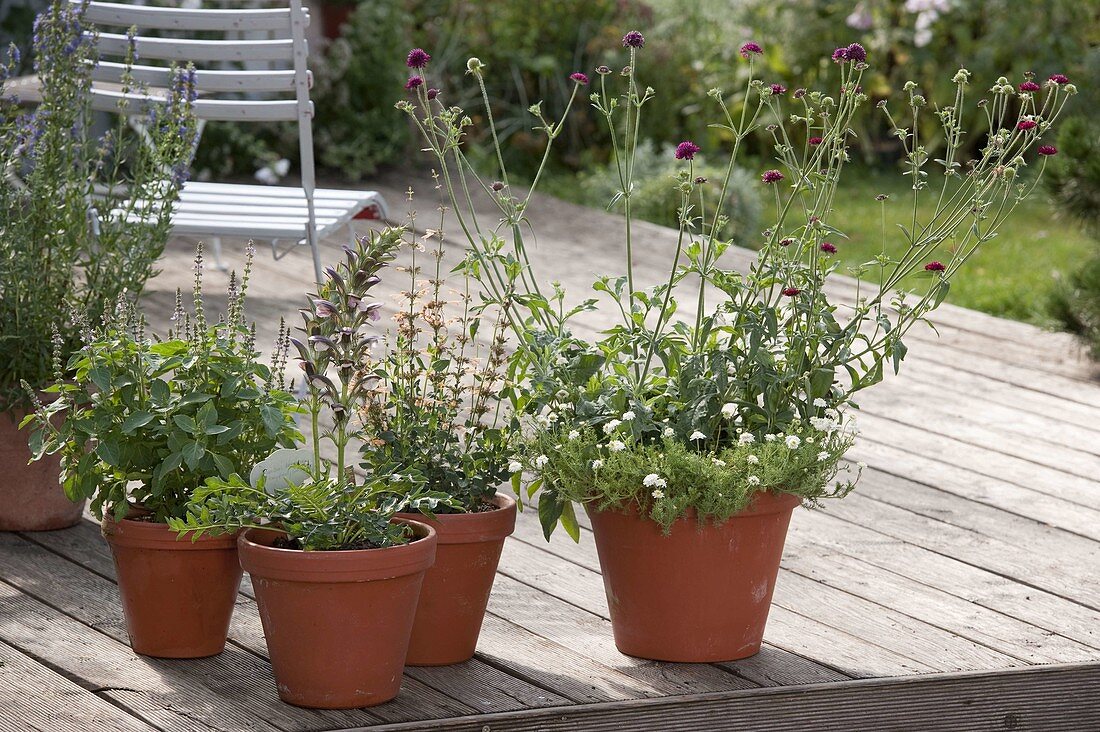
358,218 -> 518,666
22,246 -> 300,658
0,1 -> 196,530
402,38 -> 1076,660
171,229 -> 449,708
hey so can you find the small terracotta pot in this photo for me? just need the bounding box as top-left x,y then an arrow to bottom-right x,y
0,409 -> 84,531
396,493 -> 517,666
586,490 -> 801,662
239,519 -> 437,709
102,516 -> 242,658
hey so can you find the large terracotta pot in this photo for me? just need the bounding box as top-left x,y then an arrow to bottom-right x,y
239,519 -> 437,708
0,409 -> 84,531
396,493 -> 517,666
102,516 -> 242,658
586,490 -> 801,662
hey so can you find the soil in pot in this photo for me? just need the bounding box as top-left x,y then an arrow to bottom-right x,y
238,519 -> 437,708
0,409 -> 84,531
396,492 -> 517,666
586,490 -> 801,663
102,516 -> 242,658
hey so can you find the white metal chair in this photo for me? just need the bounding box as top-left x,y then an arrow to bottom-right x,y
74,0 -> 389,284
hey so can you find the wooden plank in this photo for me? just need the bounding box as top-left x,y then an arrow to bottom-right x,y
0,638 -> 157,732
358,662 -> 1100,732
21,521 -> 564,722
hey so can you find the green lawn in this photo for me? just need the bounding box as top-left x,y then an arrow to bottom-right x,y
824,169 -> 1091,324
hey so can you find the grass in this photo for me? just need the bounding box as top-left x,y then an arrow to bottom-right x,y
545,166 -> 1092,325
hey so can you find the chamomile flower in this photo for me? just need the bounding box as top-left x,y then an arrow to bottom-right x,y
785,435 -> 801,449
508,460 -> 523,473
651,489 -> 665,499
689,430 -> 706,440
534,455 -> 549,468
747,475 -> 761,486
609,440 -> 626,452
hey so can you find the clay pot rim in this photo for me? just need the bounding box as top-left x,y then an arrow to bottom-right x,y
238,517 -> 437,583
587,489 -> 803,522
394,492 -> 517,545
101,515 -> 239,550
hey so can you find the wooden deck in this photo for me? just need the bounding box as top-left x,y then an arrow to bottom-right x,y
3,177 -> 1100,730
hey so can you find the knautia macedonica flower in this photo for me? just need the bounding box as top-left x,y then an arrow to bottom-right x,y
404,75 -> 424,90
924,261 -> 946,272
779,237 -> 795,247
832,47 -> 849,63
821,242 -> 837,254
1019,81 -> 1041,93
808,136 -> 823,145
1048,73 -> 1070,85
426,88 -> 439,100
675,141 -> 701,160
769,83 -> 787,95
761,169 -> 784,184
782,287 -> 801,297
570,72 -> 589,85
406,48 -> 431,69
596,65 -> 611,75
740,41 -> 763,58
845,42 -> 867,62
622,30 -> 645,48
1038,145 -> 1058,156
1017,119 -> 1038,130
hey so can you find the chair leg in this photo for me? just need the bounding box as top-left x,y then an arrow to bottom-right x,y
211,237 -> 228,272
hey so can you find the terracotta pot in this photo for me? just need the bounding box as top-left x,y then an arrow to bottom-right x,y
586,490 -> 801,662
396,493 -> 517,666
0,408 -> 84,531
102,516 -> 242,658
239,519 -> 437,708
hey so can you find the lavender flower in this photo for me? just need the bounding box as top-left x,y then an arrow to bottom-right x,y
674,141 -> 701,160
622,31 -> 645,48
406,48 -> 431,69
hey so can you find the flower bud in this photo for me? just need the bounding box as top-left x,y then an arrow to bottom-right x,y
466,57 -> 484,74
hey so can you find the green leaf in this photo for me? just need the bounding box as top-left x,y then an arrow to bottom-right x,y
559,501 -> 581,543
260,404 -> 285,436
537,490 -> 565,541
210,452 -> 235,478
121,411 -> 155,434
204,424 -> 230,435
182,440 -> 205,470
172,415 -> 198,435
96,440 -> 121,467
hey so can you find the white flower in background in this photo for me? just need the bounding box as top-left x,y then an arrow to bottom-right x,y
591,459 -> 604,470
713,458 -> 727,467
567,430 -> 580,440
810,416 -> 838,433
721,403 -> 738,419
689,430 -> 706,441
609,440 -> 626,453
813,398 -> 828,408
603,419 -> 622,434
746,454 -> 760,465
547,411 -> 559,423
622,410 -> 635,421
651,489 -> 665,499
765,434 -> 778,442
747,475 -> 761,486
738,432 -> 755,445
534,455 -> 549,468
508,460 -> 523,473
817,451 -> 830,462
845,2 -> 873,30
785,435 -> 801,449
663,427 -> 675,438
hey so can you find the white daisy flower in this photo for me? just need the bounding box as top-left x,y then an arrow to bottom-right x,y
591,459 -> 604,470
746,454 -> 760,465
785,435 -> 801,449
813,398 -> 828,408
747,475 -> 761,486
609,440 -> 626,453
689,430 -> 706,440
533,455 -> 549,468
622,410 -> 636,421
567,430 -> 580,440
721,403 -> 738,419
651,489 -> 665,499
508,460 -> 523,473
738,432 -> 755,445
662,427 -> 675,438
603,419 -> 621,434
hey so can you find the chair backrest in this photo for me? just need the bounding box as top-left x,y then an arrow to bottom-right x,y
73,0 -> 319,250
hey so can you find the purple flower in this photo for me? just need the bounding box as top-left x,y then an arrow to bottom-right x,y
426,88 -> 439,100
1037,145 -> 1058,156
570,72 -> 590,85
740,41 -> 764,58
491,181 -> 506,192
779,238 -> 795,247
1017,119 -> 1037,130
769,83 -> 787,95
820,242 -> 837,254
831,47 -> 849,63
782,287 -> 801,297
924,261 -> 946,272
405,75 -> 424,90
1019,81 -> 1041,92
793,88 -> 807,99
761,169 -> 784,184
622,31 -> 645,48
674,141 -> 701,160
845,43 -> 867,62
406,48 -> 431,69
596,65 -> 611,75
808,136 -> 823,146
1048,73 -> 1069,85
